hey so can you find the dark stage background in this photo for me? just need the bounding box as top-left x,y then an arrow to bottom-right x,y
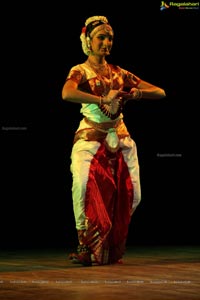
1,2 -> 199,250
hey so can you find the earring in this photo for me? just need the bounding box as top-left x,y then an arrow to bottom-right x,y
86,37 -> 91,49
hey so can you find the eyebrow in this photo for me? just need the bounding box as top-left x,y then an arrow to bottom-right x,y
97,32 -> 114,37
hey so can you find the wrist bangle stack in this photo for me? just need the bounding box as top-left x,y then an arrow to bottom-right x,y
134,88 -> 142,100
138,89 -> 142,99
99,96 -> 103,105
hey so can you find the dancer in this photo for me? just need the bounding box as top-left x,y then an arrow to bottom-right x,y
62,15 -> 166,266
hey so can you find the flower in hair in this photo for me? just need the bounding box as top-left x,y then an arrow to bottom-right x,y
85,16 -> 108,27
82,26 -> 86,33
80,30 -> 91,56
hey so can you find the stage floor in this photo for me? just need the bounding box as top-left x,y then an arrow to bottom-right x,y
0,246 -> 199,300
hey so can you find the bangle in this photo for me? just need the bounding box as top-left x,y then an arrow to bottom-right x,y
134,88 -> 142,100
99,96 -> 103,105
138,89 -> 142,99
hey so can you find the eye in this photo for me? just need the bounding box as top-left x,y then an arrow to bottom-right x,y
98,35 -> 105,41
97,34 -> 114,42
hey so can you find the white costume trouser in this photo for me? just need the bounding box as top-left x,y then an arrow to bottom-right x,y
70,136 -> 141,230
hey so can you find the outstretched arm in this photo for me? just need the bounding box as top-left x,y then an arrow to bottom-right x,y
136,79 -> 166,99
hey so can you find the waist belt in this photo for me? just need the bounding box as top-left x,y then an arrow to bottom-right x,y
73,117 -> 130,152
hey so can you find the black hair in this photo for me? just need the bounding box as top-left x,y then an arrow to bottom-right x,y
85,20 -> 105,37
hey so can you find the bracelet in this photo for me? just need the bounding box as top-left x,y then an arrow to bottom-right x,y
99,96 -> 103,105
138,89 -> 142,99
134,88 -> 142,100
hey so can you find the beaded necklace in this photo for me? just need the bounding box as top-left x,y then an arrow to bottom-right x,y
86,59 -> 123,120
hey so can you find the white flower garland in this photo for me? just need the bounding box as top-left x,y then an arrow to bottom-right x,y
85,16 -> 108,27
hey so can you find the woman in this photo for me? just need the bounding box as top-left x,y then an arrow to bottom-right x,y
62,15 -> 166,266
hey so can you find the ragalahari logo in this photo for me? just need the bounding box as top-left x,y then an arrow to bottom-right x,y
160,1 -> 199,10
160,1 -> 170,10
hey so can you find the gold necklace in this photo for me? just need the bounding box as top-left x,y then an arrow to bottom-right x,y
87,59 -> 107,72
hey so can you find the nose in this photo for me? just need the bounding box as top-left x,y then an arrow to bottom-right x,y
103,38 -> 111,46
